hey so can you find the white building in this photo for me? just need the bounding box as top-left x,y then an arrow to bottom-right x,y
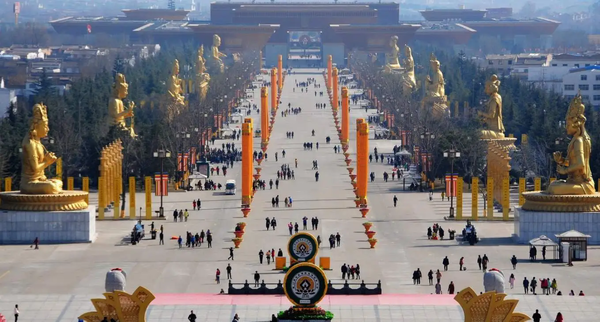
0,78 -> 17,117
561,67 -> 600,108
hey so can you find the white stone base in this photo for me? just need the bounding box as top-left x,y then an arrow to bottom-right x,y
514,207 -> 600,244
0,206 -> 96,244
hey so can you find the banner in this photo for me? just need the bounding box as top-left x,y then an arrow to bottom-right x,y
177,153 -> 183,171
191,147 -> 197,165
445,174 -> 458,198
183,152 -> 189,172
154,173 -> 168,196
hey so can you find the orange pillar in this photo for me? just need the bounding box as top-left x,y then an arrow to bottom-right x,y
242,118 -> 253,206
356,118 -> 364,203
332,67 -> 339,111
261,87 -> 269,151
342,86 -> 349,145
278,55 -> 283,91
327,55 -> 332,90
357,120 -> 369,205
271,68 -> 277,115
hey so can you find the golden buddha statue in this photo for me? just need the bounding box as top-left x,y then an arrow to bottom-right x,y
196,46 -> 210,101
478,74 -> 505,139
167,59 -> 185,106
425,53 -> 445,99
210,34 -> 227,74
547,94 -> 595,195
20,103 -> 63,194
401,45 -> 417,95
384,36 -> 402,73
109,73 -> 136,137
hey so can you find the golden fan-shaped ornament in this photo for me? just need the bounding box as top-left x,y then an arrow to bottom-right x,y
78,286 -> 155,322
454,287 -> 530,322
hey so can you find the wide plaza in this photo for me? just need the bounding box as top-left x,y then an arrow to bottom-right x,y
0,69 -> 598,321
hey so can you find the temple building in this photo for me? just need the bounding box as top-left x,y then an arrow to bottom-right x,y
49,3 -> 560,67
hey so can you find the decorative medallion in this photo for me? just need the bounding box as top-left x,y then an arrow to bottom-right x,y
287,232 -> 319,262
284,262 -> 328,307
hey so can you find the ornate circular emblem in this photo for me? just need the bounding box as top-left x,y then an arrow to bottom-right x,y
287,232 -> 318,262
284,263 -> 328,307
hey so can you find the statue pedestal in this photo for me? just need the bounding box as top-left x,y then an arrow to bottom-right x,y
514,206 -> 600,244
0,206 -> 96,244
421,96 -> 449,118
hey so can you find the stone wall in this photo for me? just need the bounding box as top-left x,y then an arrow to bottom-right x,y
514,207 -> 600,244
0,206 -> 96,244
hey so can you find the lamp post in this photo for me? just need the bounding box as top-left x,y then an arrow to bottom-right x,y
153,149 -> 171,217
421,131 -> 435,180
444,148 -> 461,218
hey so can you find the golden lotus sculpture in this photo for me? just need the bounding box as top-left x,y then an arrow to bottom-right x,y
79,286 -> 155,322
455,287 -> 530,322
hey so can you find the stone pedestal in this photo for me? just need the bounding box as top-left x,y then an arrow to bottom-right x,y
0,206 -> 96,244
514,207 -> 600,244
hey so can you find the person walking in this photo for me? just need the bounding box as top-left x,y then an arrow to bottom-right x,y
159,230 -> 164,245
259,250 -> 264,264
178,235 -> 183,248
266,250 -> 271,265
459,257 -> 464,271
228,247 -> 234,260
254,271 -> 260,287
266,217 -> 271,230
530,277 -> 537,295
532,309 -> 541,322
435,282 -> 442,294
207,233 -> 212,248
554,312 -> 563,322
197,198 -> 201,209
336,233 -> 341,247
509,273 -> 515,289
477,255 -> 482,270
428,270 -> 434,285
393,195 -> 398,207
14,304 -> 19,322
188,310 -> 197,322
511,255 -> 518,269
448,281 -> 455,294
216,268 -> 221,284
442,256 -> 449,271
523,277 -> 529,294
436,269 -> 442,284
341,264 -> 348,279
193,200 -> 197,210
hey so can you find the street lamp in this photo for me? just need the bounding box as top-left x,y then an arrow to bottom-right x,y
443,148 -> 461,218
153,149 -> 171,217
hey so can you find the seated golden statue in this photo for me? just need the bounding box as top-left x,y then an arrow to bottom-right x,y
196,46 -> 210,101
109,73 -> 136,137
168,59 -> 185,106
20,103 -> 63,194
210,34 -> 227,74
384,36 -> 402,73
425,53 -> 445,99
479,74 -> 505,139
402,45 -> 417,95
548,93 -> 595,195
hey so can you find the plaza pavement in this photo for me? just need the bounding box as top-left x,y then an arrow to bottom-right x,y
0,68 -> 599,321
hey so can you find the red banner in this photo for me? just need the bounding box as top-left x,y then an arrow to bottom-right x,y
401,130 -> 407,146
191,147 -> 197,165
414,146 -> 420,165
445,174 -> 458,198
154,173 -> 169,196
177,153 -> 183,171
183,152 -> 189,172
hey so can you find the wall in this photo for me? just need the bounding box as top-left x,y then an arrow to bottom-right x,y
322,43 -> 345,68
264,44 -> 287,68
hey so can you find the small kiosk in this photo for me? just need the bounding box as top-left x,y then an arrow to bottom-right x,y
556,230 -> 590,262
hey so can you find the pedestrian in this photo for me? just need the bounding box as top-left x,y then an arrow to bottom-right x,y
294,222 -> 299,233
228,247 -> 234,260
184,209 -> 189,222
266,217 -> 271,230
288,222 -> 293,235
435,282 -> 442,294
532,309 -> 541,322
393,195 -> 398,207
254,271 -> 260,287
511,255 -> 518,269
216,268 -> 221,284
193,200 -> 197,210
173,209 -> 178,222
436,269 -> 442,284
477,255 -> 482,270
188,310 -> 197,322
530,277 -> 537,294
509,273 -> 515,289
442,256 -> 449,271
259,249 -> 264,263
336,232 -> 341,246
266,250 -> 271,264
554,312 -> 563,322
178,235 -> 183,248
428,270 -> 434,285
226,264 -> 232,279
459,257 -> 464,271
197,198 -> 201,209
523,277 -> 529,294
341,264 -> 348,279
355,264 -> 361,279
412,270 -> 419,285
448,281 -> 455,294
542,246 -> 546,260
551,278 -> 557,294
159,230 -> 164,245
207,232 -> 212,248
32,237 -> 39,249
14,304 -> 19,322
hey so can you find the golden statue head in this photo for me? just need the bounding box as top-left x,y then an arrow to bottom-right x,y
172,59 -> 180,75
29,103 -> 49,139
404,44 -> 412,57
485,74 -> 500,95
389,35 -> 398,47
430,53 -> 440,70
566,93 -> 587,137
198,45 -> 204,56
113,73 -> 129,99
213,34 -> 221,46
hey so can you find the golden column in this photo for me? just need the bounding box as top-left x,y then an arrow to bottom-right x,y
242,118 -> 253,206
145,176 -> 152,219
456,177 -> 463,219
82,177 -> 89,204
471,177 -> 478,220
129,176 -> 136,219
56,157 -> 63,180
67,177 -> 74,191
4,178 -> 11,192
486,177 -> 494,219
534,177 -> 541,191
357,119 -> 369,205
278,55 -> 283,92
332,67 -> 339,111
261,87 -> 269,151
502,177 -> 510,221
271,68 -> 277,115
341,87 -> 349,146
327,55 -> 333,90
98,177 -> 105,219
518,178 -> 525,206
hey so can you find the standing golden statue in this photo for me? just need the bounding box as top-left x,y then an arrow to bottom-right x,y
401,45 -> 417,95
209,34 -> 227,74
109,73 -> 136,138
167,59 -> 185,106
425,53 -> 445,98
548,93 -> 595,195
383,35 -> 402,73
196,45 -> 210,101
20,103 -> 63,194
478,74 -> 505,139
